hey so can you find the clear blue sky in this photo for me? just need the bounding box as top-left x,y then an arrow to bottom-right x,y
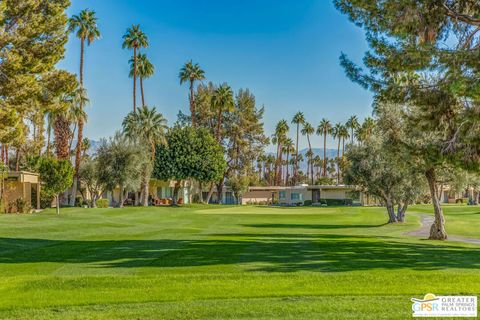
58,0 -> 372,151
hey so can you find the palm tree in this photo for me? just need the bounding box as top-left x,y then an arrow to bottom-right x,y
283,138 -> 294,185
273,120 -> 289,186
68,9 -> 99,205
122,25 -> 149,112
291,112 -> 305,185
212,83 -> 234,142
332,123 -> 342,185
123,105 -> 168,206
179,61 -> 206,127
317,118 -> 332,177
356,117 -> 376,144
68,9 -> 100,86
301,122 -> 315,185
346,115 -> 359,145
339,124 -> 350,159
129,53 -> 154,107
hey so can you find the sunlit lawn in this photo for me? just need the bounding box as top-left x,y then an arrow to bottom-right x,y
0,204 -> 478,319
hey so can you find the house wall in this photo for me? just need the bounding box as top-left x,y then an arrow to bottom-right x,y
321,189 -> 347,200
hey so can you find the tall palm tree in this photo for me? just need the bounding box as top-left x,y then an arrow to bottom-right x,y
123,105 -> 168,206
346,115 -> 359,145
68,9 -> 100,86
129,53 -> 154,107
317,118 -> 332,177
212,83 -> 234,142
122,25 -> 149,112
301,122 -> 315,185
179,61 -> 206,127
273,120 -> 289,186
332,123 -> 342,185
291,112 -> 305,185
339,124 -> 350,159
68,9 -> 100,205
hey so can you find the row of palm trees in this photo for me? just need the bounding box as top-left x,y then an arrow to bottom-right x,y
269,113 -> 375,186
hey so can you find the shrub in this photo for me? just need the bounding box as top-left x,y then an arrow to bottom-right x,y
16,198 -> 31,213
303,200 -> 312,206
320,199 -> 348,206
40,189 -> 54,209
74,196 -> 84,207
96,198 -> 109,208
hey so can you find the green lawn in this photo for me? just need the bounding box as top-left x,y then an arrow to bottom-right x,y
0,204 -> 478,319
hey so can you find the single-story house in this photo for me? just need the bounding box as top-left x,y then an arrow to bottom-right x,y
2,171 -> 41,211
242,184 -> 372,206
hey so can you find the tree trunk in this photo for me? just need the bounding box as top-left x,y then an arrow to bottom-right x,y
80,38 -> 84,85
396,203 -> 407,222
216,181 -> 223,204
71,118 -> 84,207
426,168 -> 447,240
294,124 -> 299,184
385,198 -> 398,223
190,80 -> 196,127
307,135 -> 314,185
56,194 -> 60,215
140,77 -> 145,107
206,182 -> 215,204
119,185 -> 125,208
172,180 -> 181,205
15,148 -> 20,171
285,150 -> 290,185
337,138 -> 341,185
323,131 -> 327,176
142,168 -> 149,206
216,107 -> 222,142
133,46 -> 137,113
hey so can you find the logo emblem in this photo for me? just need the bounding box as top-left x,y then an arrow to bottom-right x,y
412,294 -> 477,317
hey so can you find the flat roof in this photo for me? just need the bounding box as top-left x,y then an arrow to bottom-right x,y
249,185 -> 358,191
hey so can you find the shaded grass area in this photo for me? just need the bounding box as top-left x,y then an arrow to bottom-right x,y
0,205 -> 478,319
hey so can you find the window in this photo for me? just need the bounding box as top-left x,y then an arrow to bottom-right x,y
291,193 -> 303,201
279,191 -> 286,200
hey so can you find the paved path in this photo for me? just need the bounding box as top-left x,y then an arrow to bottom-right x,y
407,214 -> 480,245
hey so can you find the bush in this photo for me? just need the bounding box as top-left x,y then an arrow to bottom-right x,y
16,198 -> 31,213
74,196 -> 84,207
303,200 -> 312,206
96,198 -> 109,208
192,193 -> 202,204
40,189 -> 54,209
320,198 -> 348,206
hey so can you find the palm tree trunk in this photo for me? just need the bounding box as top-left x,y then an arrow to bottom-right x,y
323,131 -> 327,177
351,128 -> 354,145
307,135 -> 314,185
216,107 -> 222,142
80,38 -> 84,85
294,124 -> 299,184
15,148 -> 20,171
285,149 -> 290,185
133,46 -> 137,113
190,80 -> 196,127
337,138 -> 341,185
71,118 -> 84,206
140,77 -> 145,107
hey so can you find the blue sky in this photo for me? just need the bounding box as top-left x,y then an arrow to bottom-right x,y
59,0 -> 372,151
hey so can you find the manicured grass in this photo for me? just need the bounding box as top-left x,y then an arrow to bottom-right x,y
0,205 -> 478,319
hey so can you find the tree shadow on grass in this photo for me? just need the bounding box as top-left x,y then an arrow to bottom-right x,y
0,234 -> 479,272
242,223 -> 388,229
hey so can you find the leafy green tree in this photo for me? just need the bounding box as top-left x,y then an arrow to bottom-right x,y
212,84 -> 234,142
153,126 -> 226,205
291,112 -> 305,184
96,133 -> 144,208
179,61 -> 206,127
123,106 -> 168,206
79,157 -> 104,207
334,0 -> 480,239
317,118 -> 332,177
1,0 -> 70,158
122,25 -> 149,112
38,157 -> 74,215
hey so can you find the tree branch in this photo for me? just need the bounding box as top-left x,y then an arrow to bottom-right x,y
443,3 -> 480,26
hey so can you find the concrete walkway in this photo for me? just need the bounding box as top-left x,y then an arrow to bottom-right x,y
407,214 -> 480,245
